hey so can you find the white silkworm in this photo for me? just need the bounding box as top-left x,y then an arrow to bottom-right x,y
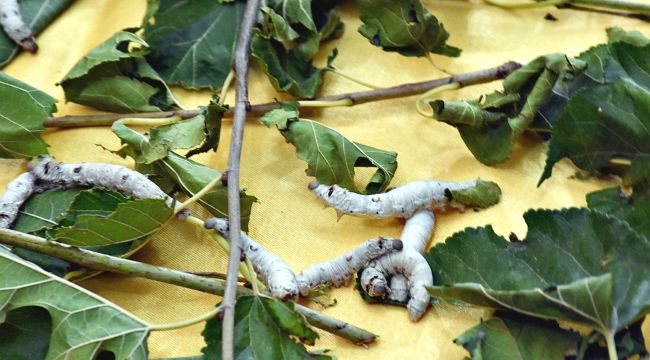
29,156 -> 173,206
0,0 -> 37,52
296,237 -> 403,296
203,217 -> 299,299
309,179 -> 480,219
0,172 -> 37,228
359,209 -> 436,321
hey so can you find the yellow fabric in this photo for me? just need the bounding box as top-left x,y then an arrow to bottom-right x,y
3,0 -> 650,358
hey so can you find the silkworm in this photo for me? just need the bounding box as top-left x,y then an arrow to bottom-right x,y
0,172 -> 38,228
309,179 -> 490,219
29,156 -> 173,206
0,0 -> 37,52
387,274 -> 409,303
296,237 -> 403,296
203,217 -> 299,300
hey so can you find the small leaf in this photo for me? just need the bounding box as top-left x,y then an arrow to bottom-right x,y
0,247 -> 150,359
251,34 -> 328,98
0,0 -> 72,67
0,72 -> 54,158
60,30 -> 179,113
51,198 -> 173,247
357,0 -> 460,57
201,296 -> 326,359
448,180 -> 502,209
186,97 -> 227,158
606,26 -> 650,47
113,115 -> 207,164
261,104 -> 398,194
426,208 -> 650,337
455,312 -> 579,360
143,0 -> 246,90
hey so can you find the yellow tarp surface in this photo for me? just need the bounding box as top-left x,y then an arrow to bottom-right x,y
4,0 -> 650,358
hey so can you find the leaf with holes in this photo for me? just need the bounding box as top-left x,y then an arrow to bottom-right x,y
0,72 -> 54,158
357,0 -> 460,57
0,247 -> 150,359
261,103 -> 398,194
60,30 -> 179,113
0,0 -> 72,67
142,0 -> 246,90
426,208 -> 650,347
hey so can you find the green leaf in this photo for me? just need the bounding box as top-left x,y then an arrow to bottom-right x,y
154,152 -> 256,231
540,77 -> 650,184
606,26 -> 650,47
201,296 -> 326,359
426,208 -> 650,338
60,30 -> 179,113
186,97 -> 226,158
251,34 -> 328,98
0,0 -> 72,67
113,115 -> 207,164
455,312 -> 579,360
261,104 -> 398,194
448,180 -> 502,209
12,189 -> 82,234
143,0 -> 246,90
577,319 -> 648,359
0,247 -> 149,359
357,0 -> 460,58
259,7 -> 301,42
0,72 -> 54,158
50,198 -> 172,247
0,306 -> 52,359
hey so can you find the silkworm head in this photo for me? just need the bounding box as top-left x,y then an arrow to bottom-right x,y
308,181 -> 320,190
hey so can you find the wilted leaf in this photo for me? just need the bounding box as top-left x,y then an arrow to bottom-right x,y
0,247 -> 150,359
426,208 -> 650,342
357,0 -> 460,57
261,104 -> 398,194
0,0 -> 72,67
143,0 -> 245,90
60,30 -> 179,113
455,312 -> 579,360
0,72 -> 54,158
186,97 -> 226,158
201,296 -> 326,359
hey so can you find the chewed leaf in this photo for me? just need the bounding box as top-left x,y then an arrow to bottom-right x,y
448,180 -> 501,208
60,30 -> 179,113
426,208 -> 650,335
0,247 -> 149,359
455,312 -> 579,360
0,0 -> 72,67
12,189 -> 82,234
0,72 -> 54,158
261,105 -> 398,194
201,296 -> 326,359
143,0 -> 245,90
357,0 -> 460,57
51,198 -> 172,247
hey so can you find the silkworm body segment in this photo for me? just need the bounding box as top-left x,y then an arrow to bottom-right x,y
0,0 -> 37,52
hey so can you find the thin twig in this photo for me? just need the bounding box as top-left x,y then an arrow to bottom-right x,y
222,1 -> 260,359
0,228 -> 377,344
184,271 -> 247,282
43,61 -> 522,128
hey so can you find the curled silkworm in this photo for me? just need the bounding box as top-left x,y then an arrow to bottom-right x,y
0,0 -> 37,52
359,209 -> 436,321
204,217 -> 299,299
309,179 -> 500,219
365,249 -> 433,321
29,156 -> 174,206
296,237 -> 403,296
